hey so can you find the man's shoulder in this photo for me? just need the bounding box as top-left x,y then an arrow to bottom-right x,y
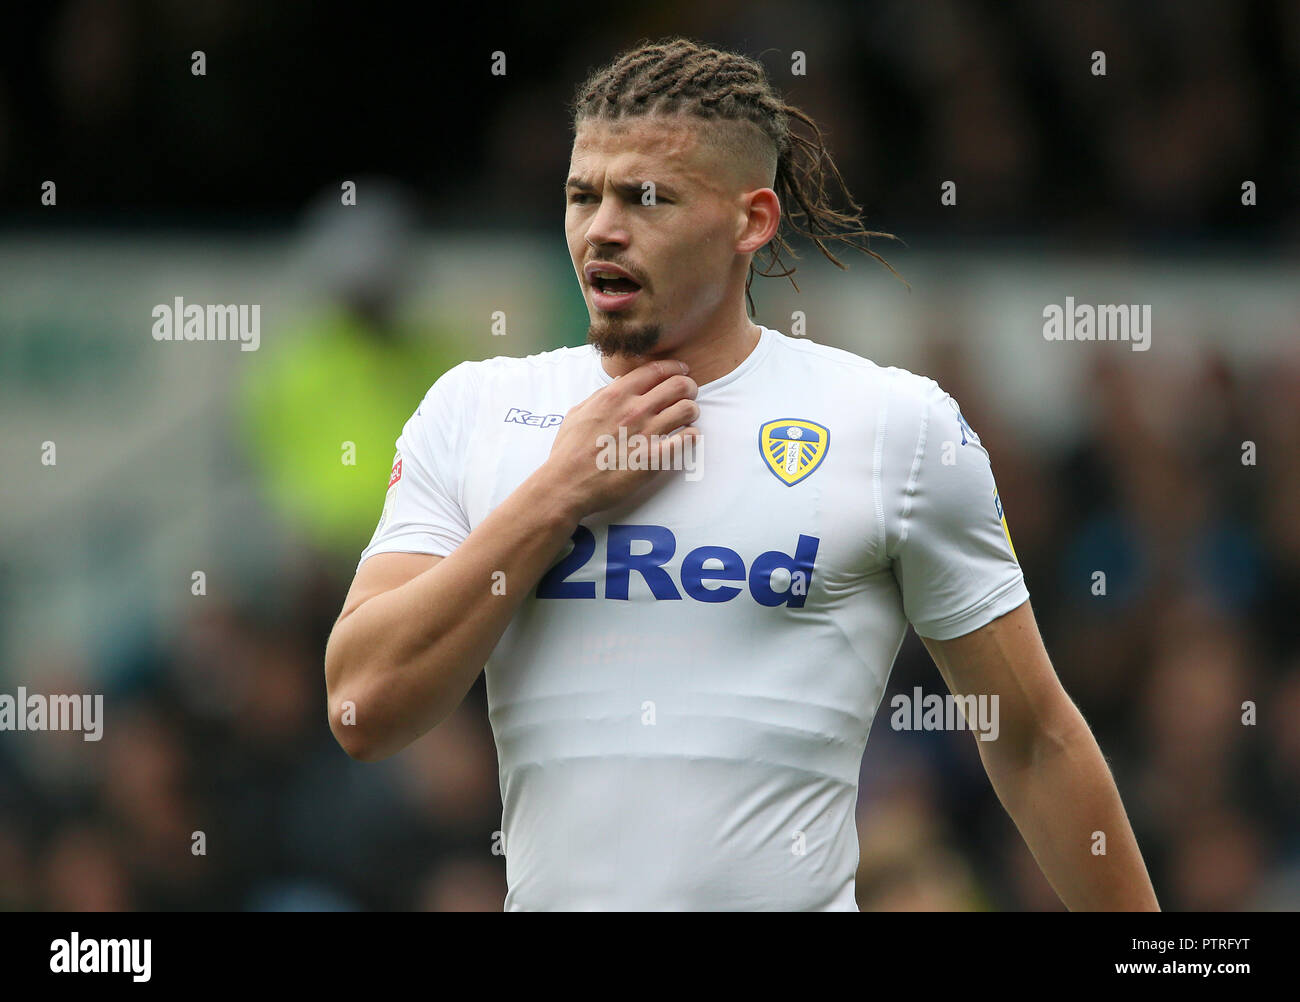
771,332 -> 947,411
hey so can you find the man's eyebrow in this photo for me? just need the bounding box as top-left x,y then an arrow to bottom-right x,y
564,176 -> 682,196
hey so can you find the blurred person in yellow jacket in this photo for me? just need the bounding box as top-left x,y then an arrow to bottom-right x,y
238,180 -> 461,564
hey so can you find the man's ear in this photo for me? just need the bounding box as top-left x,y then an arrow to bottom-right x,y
737,188 -> 780,253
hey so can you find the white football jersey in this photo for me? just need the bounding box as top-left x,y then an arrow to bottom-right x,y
358,325 -> 1029,910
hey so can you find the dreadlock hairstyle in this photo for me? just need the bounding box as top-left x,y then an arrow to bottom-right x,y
570,37 -> 906,316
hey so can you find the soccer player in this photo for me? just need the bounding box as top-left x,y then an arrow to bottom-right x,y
324,38 -> 1159,911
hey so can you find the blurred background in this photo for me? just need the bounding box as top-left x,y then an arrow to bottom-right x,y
1,0 -> 1297,911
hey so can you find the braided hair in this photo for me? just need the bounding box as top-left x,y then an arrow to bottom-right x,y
571,37 -> 905,316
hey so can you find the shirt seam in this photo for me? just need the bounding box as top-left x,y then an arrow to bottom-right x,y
896,392 -> 929,551
872,394 -> 889,560
453,362 -> 482,518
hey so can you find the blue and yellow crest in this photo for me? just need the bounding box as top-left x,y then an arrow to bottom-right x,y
759,419 -> 830,486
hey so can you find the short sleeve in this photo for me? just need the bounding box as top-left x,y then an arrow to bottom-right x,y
356,361 -> 476,571
886,378 -> 1029,640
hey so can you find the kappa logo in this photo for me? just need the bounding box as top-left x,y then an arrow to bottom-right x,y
760,419 -> 830,486
505,407 -> 564,428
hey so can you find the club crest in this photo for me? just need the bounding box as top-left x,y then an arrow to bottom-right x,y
760,419 -> 830,486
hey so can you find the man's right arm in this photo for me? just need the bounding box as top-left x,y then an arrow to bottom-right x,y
324,470 -> 582,761
324,359 -> 699,761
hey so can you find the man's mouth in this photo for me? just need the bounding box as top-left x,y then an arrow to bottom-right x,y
586,264 -> 644,311
592,271 -> 642,294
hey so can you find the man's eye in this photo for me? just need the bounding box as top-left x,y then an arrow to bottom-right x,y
569,193 -> 593,204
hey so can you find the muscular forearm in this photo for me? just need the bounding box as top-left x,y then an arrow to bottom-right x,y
325,468 -> 580,760
982,707 -> 1160,911
325,358 -> 699,761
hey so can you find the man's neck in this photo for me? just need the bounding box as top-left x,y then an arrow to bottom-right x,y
599,316 -> 763,387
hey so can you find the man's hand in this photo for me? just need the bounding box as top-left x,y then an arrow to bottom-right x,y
543,359 -> 700,520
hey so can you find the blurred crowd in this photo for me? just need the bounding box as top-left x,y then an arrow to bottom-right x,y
2,1 -> 1296,240
1,331 -> 1296,911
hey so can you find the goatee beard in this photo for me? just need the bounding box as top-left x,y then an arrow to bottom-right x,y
587,319 -> 662,358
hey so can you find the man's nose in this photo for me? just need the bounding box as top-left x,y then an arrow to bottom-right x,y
583,198 -> 630,249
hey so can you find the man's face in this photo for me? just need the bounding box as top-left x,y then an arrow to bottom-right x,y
565,115 -> 744,358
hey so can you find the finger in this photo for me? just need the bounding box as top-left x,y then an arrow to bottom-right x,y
644,396 -> 700,438
639,373 -> 698,418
